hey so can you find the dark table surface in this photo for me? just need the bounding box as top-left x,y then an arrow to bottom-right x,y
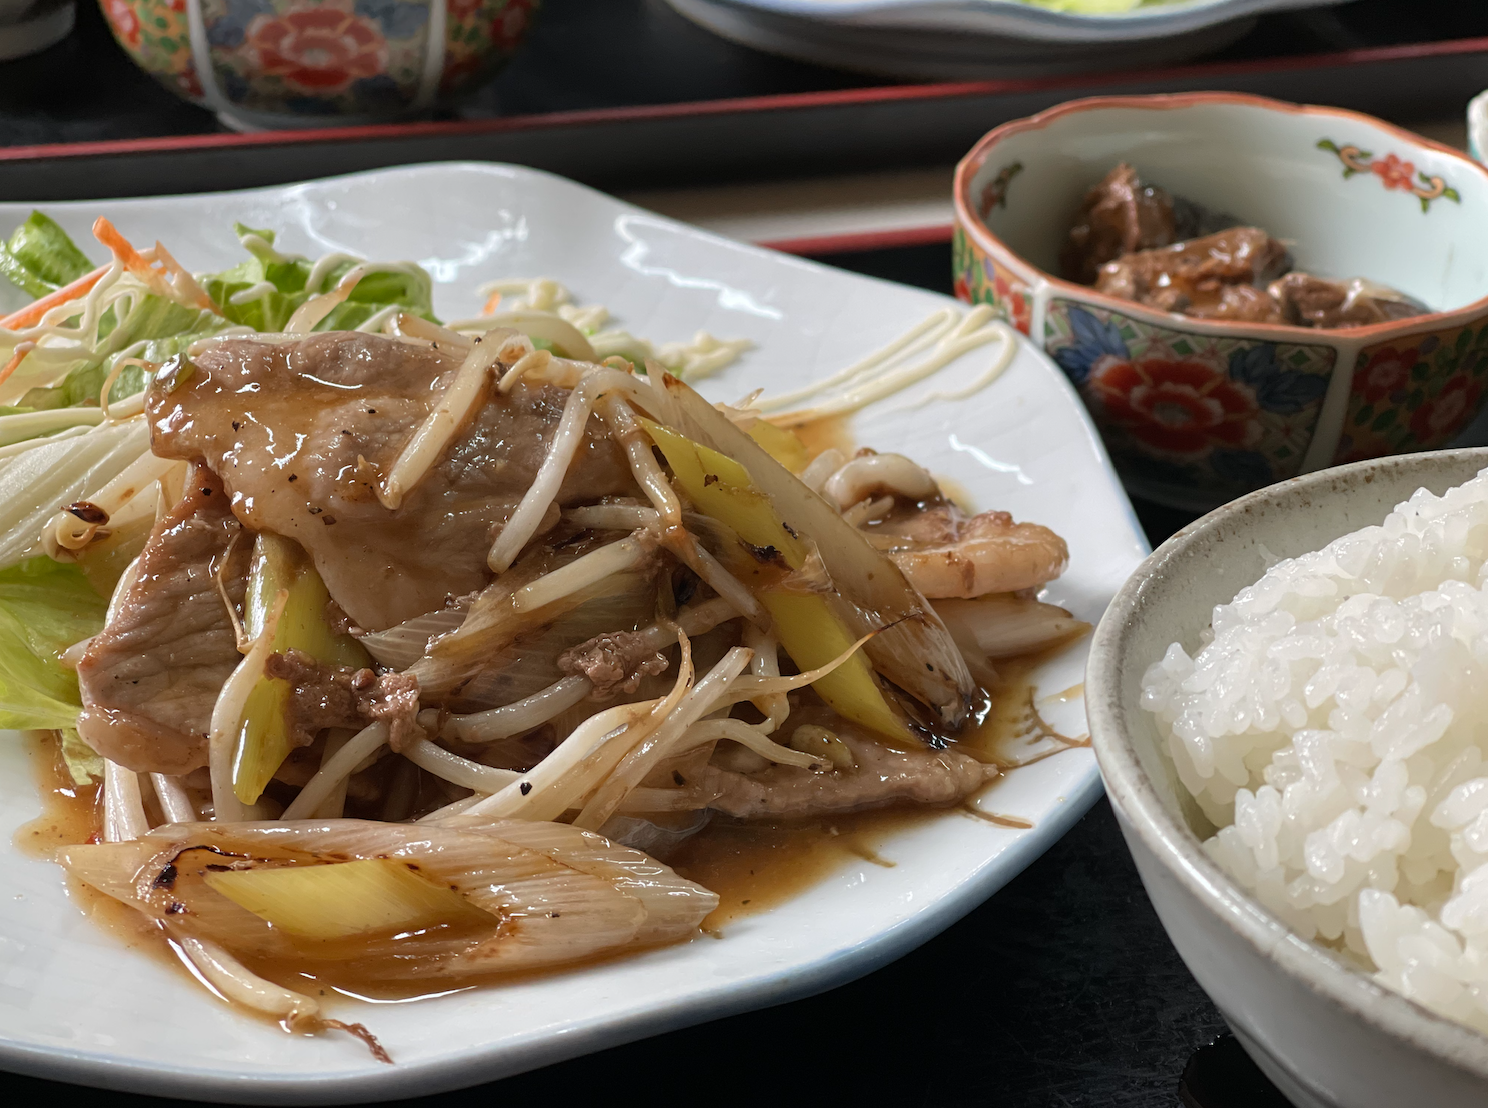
3,0 -> 1488,151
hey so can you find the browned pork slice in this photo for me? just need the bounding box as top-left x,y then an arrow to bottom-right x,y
76,468 -> 249,775
699,732 -> 994,819
862,503 -> 1069,599
147,333 -> 638,631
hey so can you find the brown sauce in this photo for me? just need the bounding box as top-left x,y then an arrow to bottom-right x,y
14,733 -> 169,964
17,650 -> 1075,1010
963,650 -> 1090,768
669,806 -> 920,931
790,414 -> 853,461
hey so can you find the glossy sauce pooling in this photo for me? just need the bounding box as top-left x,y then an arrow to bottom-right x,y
15,734 -> 166,962
22,639 -> 1058,1003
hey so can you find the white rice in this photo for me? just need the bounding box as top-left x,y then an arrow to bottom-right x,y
1141,467 -> 1488,1032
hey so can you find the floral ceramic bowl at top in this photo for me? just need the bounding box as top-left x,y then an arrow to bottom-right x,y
98,0 -> 537,130
953,92 -> 1488,511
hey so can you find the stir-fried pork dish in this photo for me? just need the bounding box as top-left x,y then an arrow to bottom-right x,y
1061,164 -> 1426,328
0,214 -> 1082,1056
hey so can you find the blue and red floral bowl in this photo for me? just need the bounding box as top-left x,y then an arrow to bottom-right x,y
954,92 -> 1488,511
99,0 -> 537,130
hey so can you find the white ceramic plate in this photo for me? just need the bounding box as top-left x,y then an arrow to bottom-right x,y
679,0 -> 1345,41
664,0 -> 1356,80
0,163 -> 1147,1103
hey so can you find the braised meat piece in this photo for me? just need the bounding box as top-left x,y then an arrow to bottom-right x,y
75,468 -> 249,775
1062,164 -> 1427,329
1060,164 -> 1179,285
1094,226 -> 1291,321
1269,273 -> 1427,329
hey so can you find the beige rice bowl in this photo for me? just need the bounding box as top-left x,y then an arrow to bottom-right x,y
1141,468 -> 1488,1033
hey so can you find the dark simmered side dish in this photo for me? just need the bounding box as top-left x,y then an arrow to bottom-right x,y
1060,164 -> 1427,328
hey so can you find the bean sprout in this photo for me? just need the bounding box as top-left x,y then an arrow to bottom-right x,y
377,333 -> 505,510
151,773 -> 196,824
402,738 -> 521,794
280,720 -> 389,821
486,367 -> 655,572
103,761 -> 148,841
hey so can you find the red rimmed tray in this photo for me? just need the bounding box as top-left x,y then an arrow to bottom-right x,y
1,36 -> 1484,211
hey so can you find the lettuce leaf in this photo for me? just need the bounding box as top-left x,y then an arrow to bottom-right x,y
60,727 -> 103,785
0,212 -> 93,299
202,224 -> 438,332
0,556 -> 107,732
20,294 -> 221,411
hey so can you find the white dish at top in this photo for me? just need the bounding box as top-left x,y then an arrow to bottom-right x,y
664,0 -> 1344,81
674,0 -> 1348,43
0,162 -> 1146,1103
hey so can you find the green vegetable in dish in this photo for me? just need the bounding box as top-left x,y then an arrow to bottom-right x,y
203,223 -> 439,333
0,212 -> 94,299
20,293 -> 219,411
231,533 -> 371,805
0,557 -> 106,732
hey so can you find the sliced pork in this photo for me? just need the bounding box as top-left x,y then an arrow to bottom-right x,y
147,333 -> 638,631
76,468 -> 248,775
862,503 -> 1068,599
699,732 -> 994,819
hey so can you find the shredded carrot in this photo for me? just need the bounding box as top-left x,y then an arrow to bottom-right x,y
91,218 -> 219,314
0,264 -> 109,332
482,290 -> 502,315
0,341 -> 34,389
92,216 -> 155,278
152,240 -> 218,312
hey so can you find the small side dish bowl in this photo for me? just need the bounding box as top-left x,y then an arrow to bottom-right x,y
954,93 -> 1488,511
98,0 -> 537,130
1086,447 -> 1488,1108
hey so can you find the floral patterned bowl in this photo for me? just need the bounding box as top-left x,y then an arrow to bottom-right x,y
953,92 -> 1488,511
99,0 -> 537,130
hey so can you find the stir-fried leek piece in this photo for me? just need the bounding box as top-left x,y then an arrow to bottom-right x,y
204,858 -> 494,941
233,534 -> 370,803
58,819 -> 716,979
933,595 -> 1090,661
746,419 -> 809,473
642,418 -> 913,743
649,373 -> 976,727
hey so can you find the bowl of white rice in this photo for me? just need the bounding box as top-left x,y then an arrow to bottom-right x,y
1088,447 -> 1488,1108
